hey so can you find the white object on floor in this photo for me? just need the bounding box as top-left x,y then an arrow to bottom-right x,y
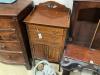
33,60 -> 56,75
70,69 -> 93,75
81,70 -> 93,75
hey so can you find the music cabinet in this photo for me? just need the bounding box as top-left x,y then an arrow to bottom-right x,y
71,0 -> 100,49
0,0 -> 33,69
24,1 -> 70,63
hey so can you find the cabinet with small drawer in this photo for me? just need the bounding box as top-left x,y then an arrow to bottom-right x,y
24,1 -> 70,62
0,0 -> 33,69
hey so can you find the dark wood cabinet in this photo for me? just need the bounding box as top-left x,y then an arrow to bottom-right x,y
24,1 -> 70,63
71,0 -> 100,49
62,1 -> 100,74
0,0 -> 33,69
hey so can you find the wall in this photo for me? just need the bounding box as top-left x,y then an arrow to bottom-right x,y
33,0 -> 73,11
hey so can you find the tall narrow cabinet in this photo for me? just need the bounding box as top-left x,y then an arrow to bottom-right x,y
24,1 -> 70,63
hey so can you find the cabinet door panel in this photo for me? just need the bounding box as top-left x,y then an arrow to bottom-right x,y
48,45 -> 62,62
32,43 -> 63,62
32,44 -> 49,59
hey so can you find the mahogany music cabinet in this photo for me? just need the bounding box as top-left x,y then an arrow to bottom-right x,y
0,0 -> 33,69
24,1 -> 70,63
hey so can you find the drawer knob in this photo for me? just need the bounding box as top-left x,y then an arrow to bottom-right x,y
0,44 -> 6,49
8,55 -> 12,59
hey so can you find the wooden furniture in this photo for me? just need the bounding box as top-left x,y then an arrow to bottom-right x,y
62,44 -> 100,75
0,0 -> 33,69
64,44 -> 100,65
24,1 -> 70,63
71,0 -> 100,49
62,1 -> 100,74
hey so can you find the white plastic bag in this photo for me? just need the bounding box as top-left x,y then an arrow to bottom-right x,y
33,60 -> 56,75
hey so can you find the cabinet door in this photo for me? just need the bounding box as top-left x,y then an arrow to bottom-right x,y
32,43 -> 50,61
48,45 -> 63,62
32,43 -> 63,62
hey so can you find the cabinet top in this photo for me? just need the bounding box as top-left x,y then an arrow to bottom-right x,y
74,0 -> 100,2
0,0 -> 32,16
24,1 -> 70,28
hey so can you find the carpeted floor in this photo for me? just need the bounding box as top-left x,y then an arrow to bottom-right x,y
0,62 -> 93,75
0,62 -> 62,75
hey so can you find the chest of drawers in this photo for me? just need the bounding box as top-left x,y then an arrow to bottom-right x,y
24,1 -> 70,62
0,0 -> 33,69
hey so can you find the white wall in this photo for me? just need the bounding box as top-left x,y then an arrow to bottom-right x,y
33,0 -> 73,11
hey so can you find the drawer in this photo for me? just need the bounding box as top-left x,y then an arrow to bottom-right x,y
28,24 -> 64,35
0,19 -> 15,30
0,51 -> 25,64
0,42 -> 22,51
29,31 -> 63,44
0,31 -> 18,41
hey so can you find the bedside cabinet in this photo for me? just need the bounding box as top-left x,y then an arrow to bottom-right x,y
0,0 -> 33,69
24,1 -> 70,63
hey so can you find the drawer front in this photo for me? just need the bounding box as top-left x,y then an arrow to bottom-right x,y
29,31 -> 63,45
28,24 -> 64,35
0,19 -> 15,30
0,42 -> 22,51
0,51 -> 25,64
0,31 -> 18,41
